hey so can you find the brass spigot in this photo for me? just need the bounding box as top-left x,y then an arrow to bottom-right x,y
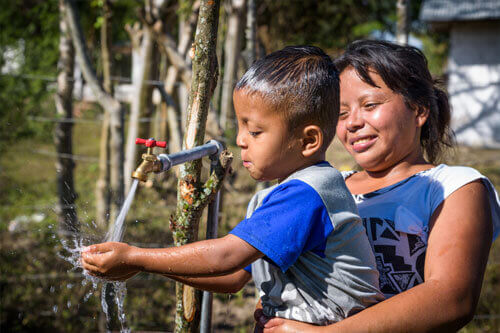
132,138 -> 167,182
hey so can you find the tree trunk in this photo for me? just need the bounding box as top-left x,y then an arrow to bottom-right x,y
212,7 -> 226,122
64,0 -> 125,225
95,0 -> 113,230
96,2 -> 117,330
219,0 -> 245,137
55,0 -> 78,235
244,0 -> 256,66
152,2 -> 200,155
396,0 -> 410,45
172,0 -> 221,331
95,112 -> 111,230
124,22 -> 155,192
168,6 -> 199,152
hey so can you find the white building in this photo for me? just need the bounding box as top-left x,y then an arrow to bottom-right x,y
420,0 -> 500,148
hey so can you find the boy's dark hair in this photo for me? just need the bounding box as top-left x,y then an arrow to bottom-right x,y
334,39 -> 454,163
235,45 -> 339,152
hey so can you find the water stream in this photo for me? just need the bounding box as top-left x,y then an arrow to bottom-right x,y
100,178 -> 139,332
107,179 -> 139,243
59,178 -> 140,333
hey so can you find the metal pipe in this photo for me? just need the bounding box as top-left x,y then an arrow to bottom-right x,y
157,140 -> 224,172
200,154 -> 222,333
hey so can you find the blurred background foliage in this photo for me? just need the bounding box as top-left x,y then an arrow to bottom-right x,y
0,0 -> 497,332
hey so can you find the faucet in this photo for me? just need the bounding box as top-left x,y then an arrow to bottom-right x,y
132,138 -> 167,182
132,138 -> 224,181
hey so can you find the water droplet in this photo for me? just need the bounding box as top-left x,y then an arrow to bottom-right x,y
50,286 -> 55,293
53,305 -> 58,313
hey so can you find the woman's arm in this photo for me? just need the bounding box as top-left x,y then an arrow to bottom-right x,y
261,180 -> 493,332
82,234 -> 262,280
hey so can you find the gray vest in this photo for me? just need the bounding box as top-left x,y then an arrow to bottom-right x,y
248,164 -> 384,324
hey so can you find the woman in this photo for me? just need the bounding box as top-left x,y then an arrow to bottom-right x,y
256,40 -> 500,332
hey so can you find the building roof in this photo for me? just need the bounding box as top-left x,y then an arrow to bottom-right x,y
420,0 -> 500,22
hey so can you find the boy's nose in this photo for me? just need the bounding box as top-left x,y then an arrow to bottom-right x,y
236,132 -> 247,148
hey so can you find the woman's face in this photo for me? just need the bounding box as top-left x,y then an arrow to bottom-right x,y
336,67 -> 428,172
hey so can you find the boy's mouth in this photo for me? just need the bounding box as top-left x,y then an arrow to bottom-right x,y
242,161 -> 252,168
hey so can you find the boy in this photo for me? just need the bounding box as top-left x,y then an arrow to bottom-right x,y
82,46 -> 383,325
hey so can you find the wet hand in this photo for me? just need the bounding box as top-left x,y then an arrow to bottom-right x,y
81,242 -> 139,280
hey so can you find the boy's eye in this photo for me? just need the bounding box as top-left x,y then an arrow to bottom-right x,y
339,111 -> 349,119
249,131 -> 261,137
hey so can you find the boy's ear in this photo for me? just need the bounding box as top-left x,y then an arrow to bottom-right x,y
301,125 -> 323,157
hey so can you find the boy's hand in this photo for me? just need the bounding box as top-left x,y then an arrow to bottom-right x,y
81,242 -> 139,280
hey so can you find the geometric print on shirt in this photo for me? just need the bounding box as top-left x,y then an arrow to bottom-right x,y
362,216 -> 426,298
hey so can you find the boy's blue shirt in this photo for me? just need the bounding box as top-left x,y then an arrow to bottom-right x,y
231,164 -> 334,272
230,162 -> 383,324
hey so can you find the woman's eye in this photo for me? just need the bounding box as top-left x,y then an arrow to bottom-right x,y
339,111 -> 349,119
364,103 -> 378,110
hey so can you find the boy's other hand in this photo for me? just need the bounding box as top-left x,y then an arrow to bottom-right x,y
81,242 -> 139,280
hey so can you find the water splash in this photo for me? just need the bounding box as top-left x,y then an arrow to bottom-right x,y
59,179 -> 140,333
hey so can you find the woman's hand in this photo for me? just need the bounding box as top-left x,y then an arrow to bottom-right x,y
254,308 -> 327,333
81,242 -> 139,280
263,317 -> 325,333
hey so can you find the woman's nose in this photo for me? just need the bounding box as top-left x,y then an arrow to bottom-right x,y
346,109 -> 364,131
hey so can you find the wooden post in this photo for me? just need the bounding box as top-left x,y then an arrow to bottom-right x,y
171,0 -> 222,331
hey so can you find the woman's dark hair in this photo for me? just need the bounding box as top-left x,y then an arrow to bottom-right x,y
334,39 -> 454,163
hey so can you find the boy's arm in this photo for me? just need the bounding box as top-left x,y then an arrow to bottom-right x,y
81,234 -> 261,280
163,269 -> 252,293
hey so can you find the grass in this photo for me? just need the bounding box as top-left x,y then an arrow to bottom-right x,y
1,115 -> 499,331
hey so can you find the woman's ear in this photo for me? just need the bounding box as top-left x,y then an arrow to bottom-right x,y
301,125 -> 323,157
414,105 -> 430,128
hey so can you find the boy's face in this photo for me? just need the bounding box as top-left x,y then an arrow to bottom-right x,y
233,90 -> 305,182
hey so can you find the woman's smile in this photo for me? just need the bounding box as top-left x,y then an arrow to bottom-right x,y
350,135 -> 378,153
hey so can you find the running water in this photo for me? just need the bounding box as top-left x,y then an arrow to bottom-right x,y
59,179 -> 140,333
106,179 -> 139,243
100,178 -> 140,332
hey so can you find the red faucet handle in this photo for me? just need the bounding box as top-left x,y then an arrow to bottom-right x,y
135,138 -> 167,148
